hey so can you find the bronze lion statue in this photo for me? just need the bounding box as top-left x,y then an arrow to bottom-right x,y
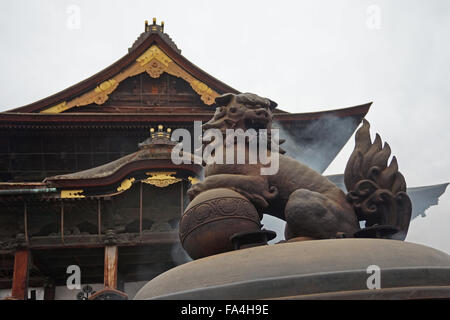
186,92 -> 411,242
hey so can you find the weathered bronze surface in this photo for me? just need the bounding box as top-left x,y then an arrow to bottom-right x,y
180,188 -> 261,259
135,239 -> 450,300
180,92 -> 412,258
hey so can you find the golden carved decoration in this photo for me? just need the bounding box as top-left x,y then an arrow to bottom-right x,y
188,176 -> 200,185
70,79 -> 119,107
60,190 -> 85,198
117,177 -> 135,192
41,101 -> 68,114
142,171 -> 181,188
40,45 -> 219,113
137,46 -> 172,78
93,79 -> 119,104
146,59 -> 166,78
137,45 -> 172,67
134,46 -> 218,104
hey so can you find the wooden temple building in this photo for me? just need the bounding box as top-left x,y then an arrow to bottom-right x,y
0,19 -> 445,300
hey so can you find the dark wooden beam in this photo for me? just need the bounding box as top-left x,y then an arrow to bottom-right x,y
19,231 -> 178,250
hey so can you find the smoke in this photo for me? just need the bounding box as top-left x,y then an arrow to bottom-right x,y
273,115 -> 360,174
171,241 -> 193,266
261,214 -> 286,243
170,218 -> 193,266
170,231 -> 193,266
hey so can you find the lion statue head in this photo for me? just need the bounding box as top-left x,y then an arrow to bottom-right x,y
202,93 -> 278,132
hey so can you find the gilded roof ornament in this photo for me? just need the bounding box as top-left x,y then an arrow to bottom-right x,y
60,190 -> 85,198
142,172 -> 181,188
188,176 -> 200,185
117,177 -> 135,192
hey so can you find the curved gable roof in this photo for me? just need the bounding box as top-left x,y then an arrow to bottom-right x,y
7,26 -> 239,114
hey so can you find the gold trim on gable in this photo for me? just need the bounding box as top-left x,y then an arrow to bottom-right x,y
41,101 -> 69,114
40,45 -> 219,113
137,45 -> 172,67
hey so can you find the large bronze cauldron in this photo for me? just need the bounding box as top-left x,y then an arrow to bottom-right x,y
179,188 -> 261,259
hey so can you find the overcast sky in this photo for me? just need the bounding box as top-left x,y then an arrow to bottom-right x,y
0,0 -> 449,253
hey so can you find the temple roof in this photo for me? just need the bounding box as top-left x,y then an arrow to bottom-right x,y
5,19 -> 238,114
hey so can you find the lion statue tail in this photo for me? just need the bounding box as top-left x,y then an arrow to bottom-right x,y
344,119 -> 412,240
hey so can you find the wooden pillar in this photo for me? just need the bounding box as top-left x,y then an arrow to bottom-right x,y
97,199 -> 102,236
104,246 -> 118,289
11,249 -> 30,300
89,244 -> 127,300
60,201 -> 64,244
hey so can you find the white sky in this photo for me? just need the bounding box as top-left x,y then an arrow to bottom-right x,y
0,0 -> 449,253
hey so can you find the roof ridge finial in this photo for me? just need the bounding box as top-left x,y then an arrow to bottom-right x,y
144,18 -> 165,33
138,124 -> 174,149
150,124 -> 172,140
132,18 -> 180,54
